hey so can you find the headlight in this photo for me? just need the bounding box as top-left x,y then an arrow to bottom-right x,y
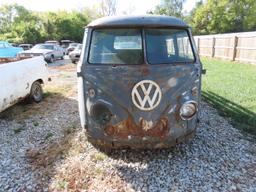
90,103 -> 112,125
180,101 -> 197,120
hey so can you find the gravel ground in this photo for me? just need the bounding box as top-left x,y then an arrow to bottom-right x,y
0,62 -> 255,191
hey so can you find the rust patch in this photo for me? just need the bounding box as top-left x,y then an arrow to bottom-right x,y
0,57 -> 31,64
141,67 -> 150,76
174,95 -> 182,122
105,115 -> 169,139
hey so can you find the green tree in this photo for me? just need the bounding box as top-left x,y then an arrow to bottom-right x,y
0,4 -> 92,44
190,0 -> 256,35
148,0 -> 185,18
0,4 -> 43,43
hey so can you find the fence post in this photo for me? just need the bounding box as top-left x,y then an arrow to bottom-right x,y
232,36 -> 238,61
211,37 -> 215,58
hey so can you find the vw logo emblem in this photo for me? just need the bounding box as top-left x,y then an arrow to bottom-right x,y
131,80 -> 162,111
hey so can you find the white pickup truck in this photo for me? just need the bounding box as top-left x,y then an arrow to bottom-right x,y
0,56 -> 50,113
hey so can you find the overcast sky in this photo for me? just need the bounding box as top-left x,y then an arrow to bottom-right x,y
0,0 -> 197,14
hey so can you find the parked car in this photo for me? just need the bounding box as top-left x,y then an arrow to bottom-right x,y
19,44 -> 33,50
45,40 -> 59,45
69,44 -> 82,63
60,40 -> 74,49
10,43 -> 19,47
77,15 -> 202,149
0,41 -> 23,58
18,44 -> 65,63
0,56 -> 50,113
66,43 -> 79,55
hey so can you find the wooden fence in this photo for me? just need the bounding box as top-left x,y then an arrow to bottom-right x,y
194,31 -> 256,64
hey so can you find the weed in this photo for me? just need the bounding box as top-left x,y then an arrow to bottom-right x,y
64,124 -> 77,135
32,121 -> 39,127
91,152 -> 107,162
45,132 -> 54,140
58,180 -> 69,190
95,167 -> 103,175
14,127 -> 25,134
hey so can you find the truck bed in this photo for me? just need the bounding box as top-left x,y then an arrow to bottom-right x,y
0,57 -> 32,64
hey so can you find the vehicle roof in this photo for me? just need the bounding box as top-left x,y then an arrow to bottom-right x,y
0,41 -> 8,43
87,15 -> 189,28
45,40 -> 58,42
69,43 -> 79,46
19,44 -> 32,46
61,40 -> 73,42
35,43 -> 56,46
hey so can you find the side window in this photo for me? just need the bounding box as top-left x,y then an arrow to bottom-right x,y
176,33 -> 194,60
166,38 -> 175,56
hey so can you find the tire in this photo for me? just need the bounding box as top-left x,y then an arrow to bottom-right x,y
29,81 -> 43,103
71,60 -> 76,64
48,55 -> 54,63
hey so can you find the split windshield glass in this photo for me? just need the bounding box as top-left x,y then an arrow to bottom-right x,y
89,29 -> 143,64
145,29 -> 195,64
88,28 -> 195,65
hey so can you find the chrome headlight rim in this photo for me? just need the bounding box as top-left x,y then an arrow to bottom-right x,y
180,100 -> 198,120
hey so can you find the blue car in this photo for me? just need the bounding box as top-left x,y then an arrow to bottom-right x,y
0,41 -> 23,58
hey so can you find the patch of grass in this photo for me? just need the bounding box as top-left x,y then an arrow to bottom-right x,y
64,123 -> 77,135
202,57 -> 256,135
59,72 -> 72,78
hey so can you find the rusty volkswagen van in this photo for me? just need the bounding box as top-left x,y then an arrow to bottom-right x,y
77,15 -> 202,149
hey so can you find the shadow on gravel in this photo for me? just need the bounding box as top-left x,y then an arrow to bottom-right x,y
202,91 -> 256,136
23,96 -> 81,189
106,142 -> 192,191
0,92 -> 68,122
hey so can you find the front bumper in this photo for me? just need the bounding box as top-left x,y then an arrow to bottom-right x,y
87,129 -> 196,149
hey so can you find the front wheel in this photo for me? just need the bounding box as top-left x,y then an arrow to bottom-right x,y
48,55 -> 54,63
29,81 -> 43,103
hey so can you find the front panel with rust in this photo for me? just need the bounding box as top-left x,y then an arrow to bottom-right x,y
79,21 -> 201,148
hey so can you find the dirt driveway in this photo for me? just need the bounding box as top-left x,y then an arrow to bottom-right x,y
0,61 -> 255,192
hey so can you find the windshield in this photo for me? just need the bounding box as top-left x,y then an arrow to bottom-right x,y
61,44 -> 69,48
75,44 -> 82,50
69,43 -> 78,47
0,42 -> 10,48
88,28 -> 194,65
145,29 -> 195,64
33,44 -> 54,50
0,43 -> 5,48
89,29 -> 143,64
